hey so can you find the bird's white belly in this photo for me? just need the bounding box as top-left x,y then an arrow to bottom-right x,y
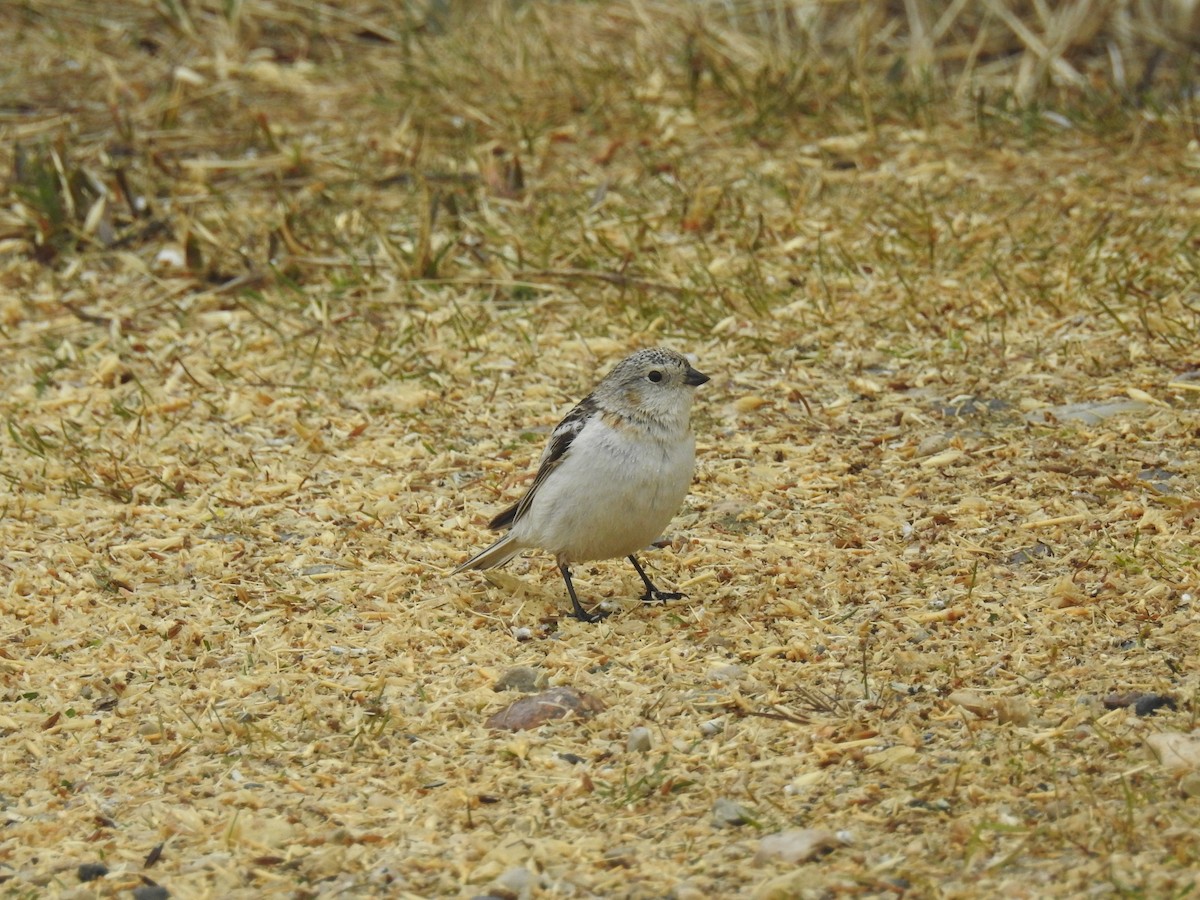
513,422 -> 695,563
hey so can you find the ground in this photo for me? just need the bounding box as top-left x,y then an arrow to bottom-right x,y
1,2 -> 1198,898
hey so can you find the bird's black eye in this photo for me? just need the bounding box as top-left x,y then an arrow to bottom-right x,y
647,370 -> 663,383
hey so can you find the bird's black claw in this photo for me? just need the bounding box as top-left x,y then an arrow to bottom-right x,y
572,606 -> 611,623
641,590 -> 684,605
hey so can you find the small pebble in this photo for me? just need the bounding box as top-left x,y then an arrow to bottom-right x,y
601,845 -> 635,868
494,666 -> 545,693
626,726 -> 653,753
671,882 -> 708,900
915,434 -> 951,458
511,627 -> 534,642
939,396 -> 1009,417
153,245 -> 187,272
754,828 -> 844,864
706,664 -> 745,683
713,797 -> 753,827
1180,771 -> 1200,798
947,690 -> 993,718
994,697 -> 1033,726
699,718 -> 724,737
133,886 -> 170,900
77,863 -> 108,882
1007,542 -> 1053,566
492,865 -> 534,899
1135,694 -> 1177,717
1027,399 -> 1151,426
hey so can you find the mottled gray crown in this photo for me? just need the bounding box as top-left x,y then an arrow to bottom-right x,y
603,348 -> 700,385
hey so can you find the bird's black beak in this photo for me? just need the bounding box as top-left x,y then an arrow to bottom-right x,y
684,365 -> 710,387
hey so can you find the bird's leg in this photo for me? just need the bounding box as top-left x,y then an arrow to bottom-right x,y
628,555 -> 684,604
559,563 -> 608,622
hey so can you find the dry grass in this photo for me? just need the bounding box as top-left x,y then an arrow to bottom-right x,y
2,1 -> 1199,898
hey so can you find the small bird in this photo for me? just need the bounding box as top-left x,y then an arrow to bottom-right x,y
455,347 -> 709,622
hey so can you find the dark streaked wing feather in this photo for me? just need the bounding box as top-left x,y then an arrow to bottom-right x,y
487,394 -> 598,531
486,501 -> 519,531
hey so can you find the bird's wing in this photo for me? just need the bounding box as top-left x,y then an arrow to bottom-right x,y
487,394 -> 598,531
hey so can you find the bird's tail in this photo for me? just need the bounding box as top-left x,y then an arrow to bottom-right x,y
453,533 -> 521,573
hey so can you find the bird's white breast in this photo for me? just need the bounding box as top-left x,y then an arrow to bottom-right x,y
511,415 -> 696,563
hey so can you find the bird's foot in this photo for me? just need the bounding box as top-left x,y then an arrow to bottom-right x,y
561,563 -> 610,623
640,589 -> 684,605
571,605 -> 611,623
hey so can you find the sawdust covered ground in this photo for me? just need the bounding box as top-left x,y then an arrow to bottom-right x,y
1,2 -> 1198,897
